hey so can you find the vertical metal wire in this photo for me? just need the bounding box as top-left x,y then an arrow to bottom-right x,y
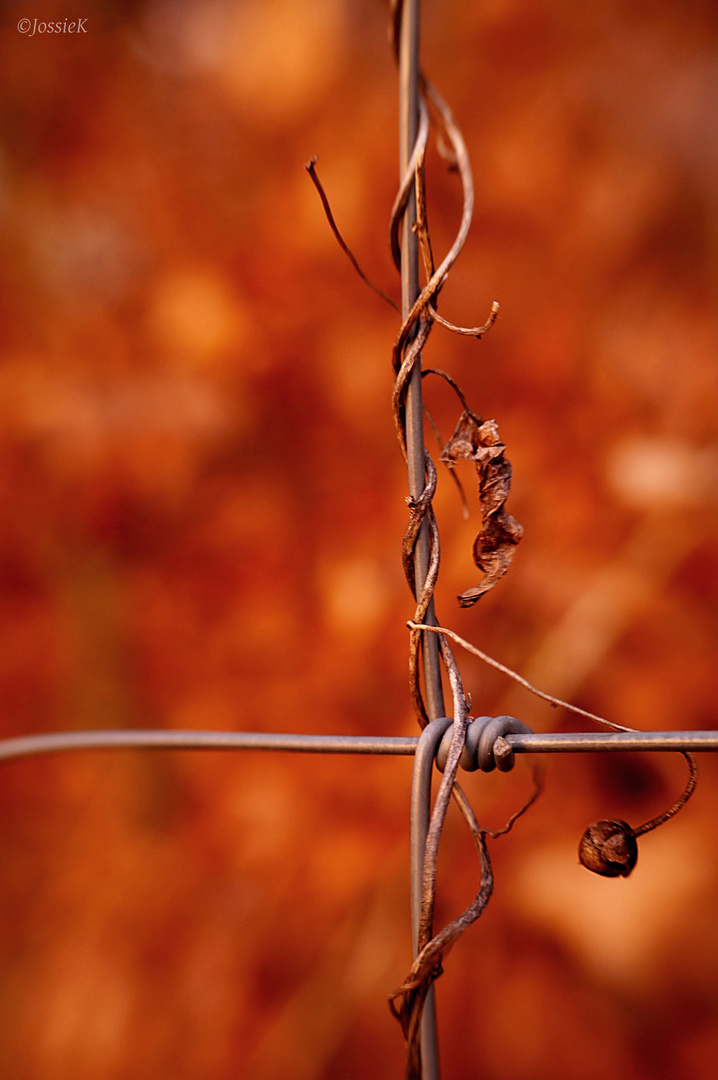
399,2 -> 443,1076
410,717 -> 452,1079
399,0 -> 446,725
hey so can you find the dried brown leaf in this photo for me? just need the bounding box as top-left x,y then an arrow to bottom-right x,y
441,412 -> 523,605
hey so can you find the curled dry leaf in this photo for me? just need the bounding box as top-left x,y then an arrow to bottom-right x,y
440,411 -> 523,606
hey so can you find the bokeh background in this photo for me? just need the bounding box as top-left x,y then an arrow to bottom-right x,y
1,0 -> 717,1077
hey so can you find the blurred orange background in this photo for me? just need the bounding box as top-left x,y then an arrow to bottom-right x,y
1,0 -> 717,1077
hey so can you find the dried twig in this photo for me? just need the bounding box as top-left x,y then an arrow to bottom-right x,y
633,751 -> 698,835
424,402 -> 470,519
390,75 -> 477,377
391,713 -> 543,1067
411,122 -> 435,281
430,300 -> 500,338
422,368 -> 483,426
416,638 -> 469,953
407,620 -> 634,732
387,8 -> 528,1073
409,618 -> 699,879
483,766 -> 544,839
389,97 -> 431,272
305,157 -> 400,312
411,132 -> 500,337
390,638 -> 471,1071
410,621 -> 702,838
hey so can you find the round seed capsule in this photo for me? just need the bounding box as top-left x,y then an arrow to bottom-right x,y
578,819 -> 638,878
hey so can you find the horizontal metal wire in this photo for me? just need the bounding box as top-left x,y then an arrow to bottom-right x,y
509,731 -> 718,753
0,730 -> 419,762
0,728 -> 718,764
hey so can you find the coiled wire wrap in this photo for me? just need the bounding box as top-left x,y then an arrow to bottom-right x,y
436,715 -> 535,773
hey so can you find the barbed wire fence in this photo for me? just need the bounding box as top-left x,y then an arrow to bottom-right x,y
1,3 -> 715,1080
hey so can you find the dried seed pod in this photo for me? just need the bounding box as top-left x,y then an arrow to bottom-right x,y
578,819 -> 638,878
578,753 -> 698,879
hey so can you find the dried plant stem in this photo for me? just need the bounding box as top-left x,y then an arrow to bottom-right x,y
391,75 -> 477,377
416,637 -> 469,954
412,141 -> 435,281
388,6 -> 525,1074
305,158 -> 400,312
424,403 -> 470,519
390,97 -> 431,271
410,621 -> 699,849
391,734 -> 543,1057
422,368 -> 481,421
407,620 -> 634,732
632,751 -> 698,835
483,766 -> 544,838
430,300 -> 500,337
410,116 -> 499,338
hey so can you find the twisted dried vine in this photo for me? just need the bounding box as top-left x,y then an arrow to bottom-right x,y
308,9 -> 529,1075
309,6 -> 698,1073
387,6 -> 522,1075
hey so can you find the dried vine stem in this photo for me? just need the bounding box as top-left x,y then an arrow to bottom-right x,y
304,6 -> 519,1071
633,752 -> 697,835
413,144 -> 501,338
404,453 -> 441,727
391,664 -> 542,1074
416,640 -> 469,954
407,620 -> 634,732
422,367 -> 481,420
578,751 -> 698,877
308,91 -> 518,1063
392,619 -> 473,1079
410,620 -> 699,879
424,399 -> 471,519
390,76 -> 498,379
390,95 -> 431,272
305,157 -> 399,312
388,8 -> 517,1062
390,65 -> 504,735
391,65 -> 499,728
431,301 -> 500,337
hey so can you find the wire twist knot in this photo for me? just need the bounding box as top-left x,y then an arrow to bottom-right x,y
436,714 -> 534,773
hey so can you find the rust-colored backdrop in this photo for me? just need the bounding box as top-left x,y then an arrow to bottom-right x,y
1,1 -> 717,1077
